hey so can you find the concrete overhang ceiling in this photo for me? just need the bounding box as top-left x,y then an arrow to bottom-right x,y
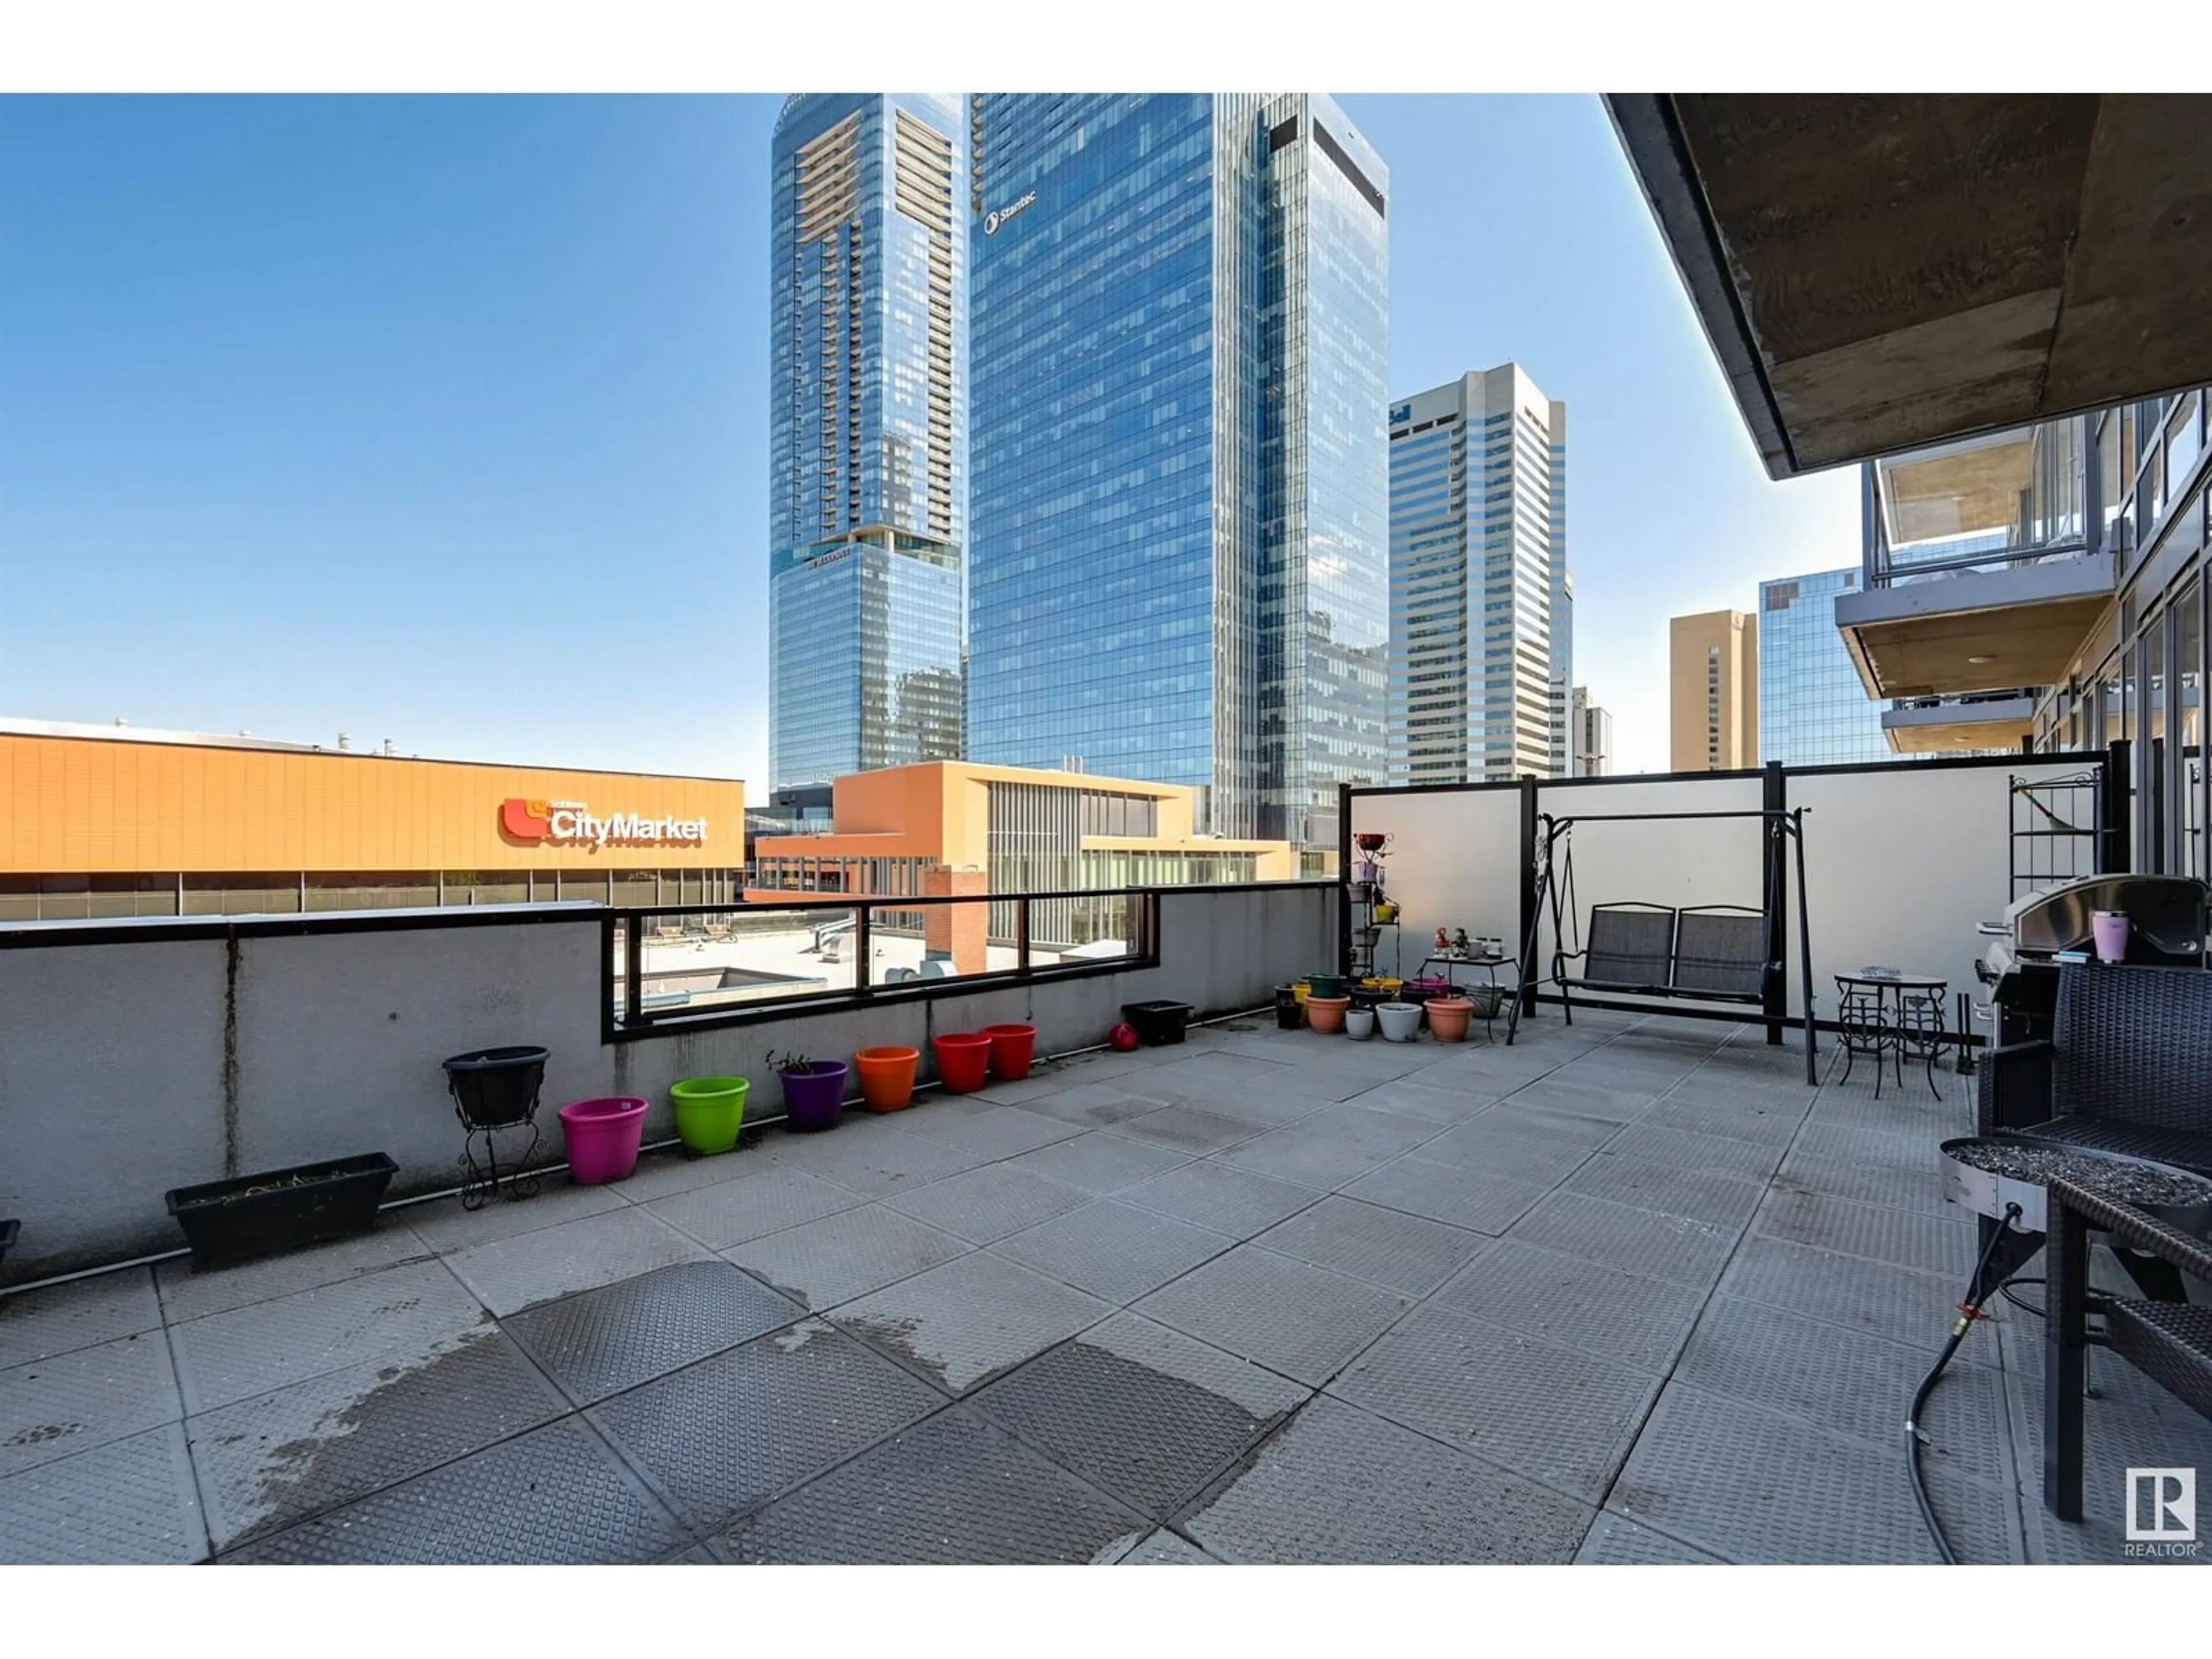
1608,93 -> 2212,478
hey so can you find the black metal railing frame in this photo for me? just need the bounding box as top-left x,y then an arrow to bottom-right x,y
600,882 -> 1224,1041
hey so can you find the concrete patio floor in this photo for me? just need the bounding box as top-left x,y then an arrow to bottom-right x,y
4,1006 -> 2208,1565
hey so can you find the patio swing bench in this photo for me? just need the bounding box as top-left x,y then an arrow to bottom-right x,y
1556,902 -> 1777,1003
1505,803 -> 1817,1082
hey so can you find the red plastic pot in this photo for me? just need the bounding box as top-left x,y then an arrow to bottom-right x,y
982,1023 -> 1036,1081
932,1032 -> 992,1094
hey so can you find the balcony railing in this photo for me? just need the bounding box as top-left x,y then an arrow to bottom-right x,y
602,886 -> 1165,1038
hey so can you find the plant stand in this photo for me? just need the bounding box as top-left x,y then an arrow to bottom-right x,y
1347,834 -> 1400,982
441,1046 -> 551,1210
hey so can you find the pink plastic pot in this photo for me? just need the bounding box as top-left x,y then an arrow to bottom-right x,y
557,1096 -> 649,1184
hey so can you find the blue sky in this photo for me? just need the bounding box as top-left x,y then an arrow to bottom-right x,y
0,93 -> 1857,788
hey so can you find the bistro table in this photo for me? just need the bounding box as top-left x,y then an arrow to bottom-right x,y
1834,969 -> 1952,1099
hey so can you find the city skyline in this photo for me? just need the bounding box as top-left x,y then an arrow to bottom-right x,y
0,94 -> 1863,793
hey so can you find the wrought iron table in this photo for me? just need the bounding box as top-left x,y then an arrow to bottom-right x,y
1834,970 -> 1951,1099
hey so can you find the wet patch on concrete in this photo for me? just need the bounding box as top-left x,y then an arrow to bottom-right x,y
192,1326 -> 566,1553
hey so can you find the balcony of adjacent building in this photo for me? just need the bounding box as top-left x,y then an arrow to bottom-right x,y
5,754 -> 2208,1566
1608,93 -> 2212,764
1833,420 -> 2115,707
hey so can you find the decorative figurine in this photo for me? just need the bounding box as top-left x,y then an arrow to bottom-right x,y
1434,927 -> 1450,955
1452,928 -> 1472,957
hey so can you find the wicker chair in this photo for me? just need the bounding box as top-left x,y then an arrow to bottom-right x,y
1978,964 -> 2212,1178
2043,1175 -> 2212,1521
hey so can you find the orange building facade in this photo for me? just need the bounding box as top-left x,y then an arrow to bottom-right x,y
0,720 -> 746,921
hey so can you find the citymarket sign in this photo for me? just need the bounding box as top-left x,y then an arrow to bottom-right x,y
501,798 -> 709,849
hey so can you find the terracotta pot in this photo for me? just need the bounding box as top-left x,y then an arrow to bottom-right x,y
1305,995 -> 1350,1035
1425,997 -> 1475,1043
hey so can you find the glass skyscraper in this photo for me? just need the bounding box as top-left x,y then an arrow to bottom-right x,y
768,93 -> 967,789
964,94 -> 1389,854
1757,567 -> 1895,766
1388,364 -> 1571,783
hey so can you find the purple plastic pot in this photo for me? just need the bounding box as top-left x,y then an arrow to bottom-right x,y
779,1060 -> 850,1132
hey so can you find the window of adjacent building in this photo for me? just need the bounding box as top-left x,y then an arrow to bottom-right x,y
2148,613 -> 2169,873
2180,578 -> 2204,881
2166,394 -> 2203,502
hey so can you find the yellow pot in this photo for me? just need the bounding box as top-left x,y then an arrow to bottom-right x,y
1374,902 -> 1400,923
1291,980 -> 1312,1006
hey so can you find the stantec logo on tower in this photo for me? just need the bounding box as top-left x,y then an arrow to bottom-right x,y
499,798 -> 709,848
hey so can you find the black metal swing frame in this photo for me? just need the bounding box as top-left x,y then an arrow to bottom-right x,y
1504,805 -> 1819,1084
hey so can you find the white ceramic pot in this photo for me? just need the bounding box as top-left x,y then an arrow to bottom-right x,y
1375,1001 -> 1423,1043
1343,1007 -> 1377,1041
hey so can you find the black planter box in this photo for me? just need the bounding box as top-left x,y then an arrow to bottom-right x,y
165,1153 -> 397,1268
1121,999 -> 1193,1047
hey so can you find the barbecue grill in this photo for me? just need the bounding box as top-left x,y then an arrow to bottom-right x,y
1975,873 -> 2208,1044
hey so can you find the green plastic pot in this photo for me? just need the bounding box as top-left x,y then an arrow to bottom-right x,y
669,1076 -> 748,1156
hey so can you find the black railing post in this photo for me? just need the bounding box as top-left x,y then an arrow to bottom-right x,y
1017,897 -> 1031,978
1762,762 -> 1786,1047
1337,782 -> 1353,980
2103,739 -> 2132,874
854,904 -> 872,997
1793,810 -> 1817,1085
601,912 -> 619,1041
1517,777 -> 1539,1017
623,911 -> 643,1030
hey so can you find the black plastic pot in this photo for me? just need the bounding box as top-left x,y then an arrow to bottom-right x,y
1122,999 -> 1193,1047
0,1218 -> 18,1271
165,1153 -> 397,1268
442,1046 -> 549,1130
1274,985 -> 1302,1030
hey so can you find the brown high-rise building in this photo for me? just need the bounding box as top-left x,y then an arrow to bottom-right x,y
1670,611 -> 1759,771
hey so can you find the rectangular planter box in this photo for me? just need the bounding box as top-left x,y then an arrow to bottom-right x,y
165,1152 -> 397,1269
1121,999 -> 1193,1047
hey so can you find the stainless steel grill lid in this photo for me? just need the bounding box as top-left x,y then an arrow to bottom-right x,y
1994,873 -> 2208,959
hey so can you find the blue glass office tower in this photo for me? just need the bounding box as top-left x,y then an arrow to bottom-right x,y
965,94 -> 1389,853
1758,567 -> 1896,766
768,94 -> 967,789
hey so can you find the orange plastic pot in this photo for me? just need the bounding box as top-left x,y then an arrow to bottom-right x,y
1305,995 -> 1350,1035
1425,997 -> 1475,1043
931,1032 -> 993,1094
982,1023 -> 1037,1081
854,1046 -> 919,1112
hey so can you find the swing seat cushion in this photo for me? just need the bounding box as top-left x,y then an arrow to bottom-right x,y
1577,905 -> 1678,993
1672,908 -> 1770,998
1563,903 -> 1773,1002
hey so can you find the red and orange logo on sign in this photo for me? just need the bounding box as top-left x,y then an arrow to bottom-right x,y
501,798 -> 553,840
498,798 -> 709,848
